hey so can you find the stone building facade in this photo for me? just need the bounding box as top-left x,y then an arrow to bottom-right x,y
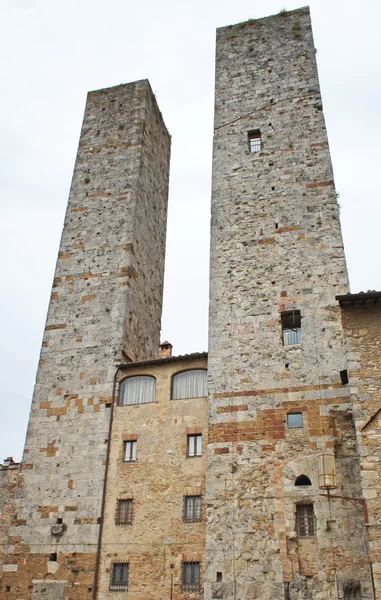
1,7 -> 380,600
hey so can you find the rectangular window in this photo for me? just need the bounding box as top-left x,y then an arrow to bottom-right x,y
110,562 -> 129,591
116,499 -> 133,525
287,413 -> 303,428
188,434 -> 202,457
182,562 -> 201,591
281,310 -> 301,346
183,495 -> 202,522
296,504 -> 315,538
124,440 -> 137,462
248,129 -> 261,153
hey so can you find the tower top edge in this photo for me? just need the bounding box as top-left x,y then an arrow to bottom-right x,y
216,5 -> 310,33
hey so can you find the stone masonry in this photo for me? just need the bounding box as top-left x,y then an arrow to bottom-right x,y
1,80 -> 170,599
98,354 -> 208,599
207,7 -> 374,600
0,460 -> 19,579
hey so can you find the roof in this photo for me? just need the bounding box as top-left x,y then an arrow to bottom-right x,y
118,352 -> 208,370
336,291 -> 381,307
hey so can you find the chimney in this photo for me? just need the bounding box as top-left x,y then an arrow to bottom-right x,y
3,457 -> 14,467
159,341 -> 173,358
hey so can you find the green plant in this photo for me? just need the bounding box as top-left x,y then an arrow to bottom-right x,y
226,32 -> 237,39
279,8 -> 287,15
292,18 -> 301,37
84,177 -> 90,184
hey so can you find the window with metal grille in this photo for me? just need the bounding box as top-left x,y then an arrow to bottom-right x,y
296,503 -> 315,537
281,310 -> 301,346
124,440 -> 137,462
187,434 -> 202,457
116,499 -> 133,525
182,562 -> 201,591
248,129 -> 261,153
183,495 -> 202,522
110,562 -> 129,591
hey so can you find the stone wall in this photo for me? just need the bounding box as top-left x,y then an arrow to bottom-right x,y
98,355 -> 207,599
207,8 -> 373,600
339,295 -> 381,598
0,462 -> 19,579
1,80 -> 170,599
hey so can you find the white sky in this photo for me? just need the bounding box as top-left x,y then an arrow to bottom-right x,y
0,0 -> 380,462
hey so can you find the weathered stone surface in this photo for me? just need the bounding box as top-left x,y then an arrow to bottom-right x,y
206,7 -> 373,600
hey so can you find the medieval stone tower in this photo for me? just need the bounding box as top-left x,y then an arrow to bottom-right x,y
3,81 -> 170,597
206,7 -> 374,600
1,7 -> 380,600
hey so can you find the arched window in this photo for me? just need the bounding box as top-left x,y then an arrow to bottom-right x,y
295,475 -> 312,486
172,370 -> 207,400
119,376 -> 156,406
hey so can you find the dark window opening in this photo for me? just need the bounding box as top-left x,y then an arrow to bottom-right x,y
116,499 -> 133,525
56,517 -> 63,524
49,553 -> 57,562
340,369 -> 349,385
248,129 -> 261,153
216,572 -> 223,582
188,434 -> 202,457
295,475 -> 312,486
124,440 -> 137,462
287,413 -> 303,428
183,495 -> 202,522
343,581 -> 361,600
296,503 -> 315,537
182,562 -> 201,591
110,563 -> 129,591
5,586 -> 11,593
281,310 -> 301,346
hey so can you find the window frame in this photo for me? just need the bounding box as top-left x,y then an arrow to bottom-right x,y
296,503 -> 316,538
118,375 -> 156,406
183,495 -> 202,522
182,561 -> 201,592
287,412 -> 303,428
248,129 -> 262,153
115,498 -> 133,525
281,310 -> 301,346
187,434 -> 202,458
171,368 -> 208,401
109,562 -> 129,591
124,440 -> 137,462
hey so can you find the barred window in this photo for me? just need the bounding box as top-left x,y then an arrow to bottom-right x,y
282,310 -> 301,346
119,375 -> 156,406
184,495 -> 202,522
188,434 -> 202,457
110,562 -> 129,591
248,129 -> 261,153
116,499 -> 133,525
182,562 -> 201,591
124,440 -> 137,462
296,503 -> 315,537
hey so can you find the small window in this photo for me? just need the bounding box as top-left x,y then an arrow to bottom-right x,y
110,562 -> 129,591
188,434 -> 202,457
116,499 -> 133,525
183,495 -> 202,522
296,503 -> 315,537
295,475 -> 312,486
124,440 -> 137,462
172,370 -> 207,400
287,413 -> 303,428
119,375 -> 156,405
182,562 -> 201,591
248,129 -> 261,153
282,310 -> 301,346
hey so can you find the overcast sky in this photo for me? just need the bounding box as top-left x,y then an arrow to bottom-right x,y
0,0 -> 380,462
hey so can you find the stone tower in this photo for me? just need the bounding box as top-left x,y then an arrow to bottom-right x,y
207,8 -> 374,600
2,80 -> 170,598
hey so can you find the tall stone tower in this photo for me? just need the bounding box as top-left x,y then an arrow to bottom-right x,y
207,8 -> 374,600
3,80 -> 170,598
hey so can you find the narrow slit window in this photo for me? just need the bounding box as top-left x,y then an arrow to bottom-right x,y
183,495 -> 202,522
116,499 -> 133,525
248,129 -> 261,153
296,503 -> 315,537
188,434 -> 202,457
281,310 -> 301,346
124,440 -> 137,462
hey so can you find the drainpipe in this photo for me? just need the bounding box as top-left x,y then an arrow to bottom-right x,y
93,364 -> 122,599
